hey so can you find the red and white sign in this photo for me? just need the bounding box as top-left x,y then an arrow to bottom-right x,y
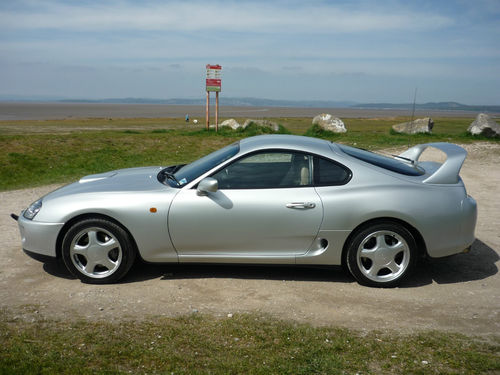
206,64 -> 222,92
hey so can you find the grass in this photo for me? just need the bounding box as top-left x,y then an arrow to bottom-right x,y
1,116 -> 498,191
1,312 -> 498,375
0,131 -> 239,190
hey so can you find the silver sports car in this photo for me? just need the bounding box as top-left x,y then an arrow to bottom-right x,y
13,135 -> 477,287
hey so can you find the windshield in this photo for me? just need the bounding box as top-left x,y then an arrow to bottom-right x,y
171,142 -> 240,187
338,144 -> 424,176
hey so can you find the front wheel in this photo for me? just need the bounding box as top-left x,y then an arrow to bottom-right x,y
346,222 -> 417,287
62,218 -> 136,284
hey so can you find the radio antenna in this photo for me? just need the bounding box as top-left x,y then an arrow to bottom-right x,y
408,87 -> 417,148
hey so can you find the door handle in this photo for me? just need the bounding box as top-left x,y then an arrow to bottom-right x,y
286,202 -> 316,209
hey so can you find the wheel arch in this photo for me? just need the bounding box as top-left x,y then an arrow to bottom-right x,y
55,213 -> 140,260
340,217 -> 427,268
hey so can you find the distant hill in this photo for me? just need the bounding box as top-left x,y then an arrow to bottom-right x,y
353,101 -> 500,113
58,98 -> 499,112
2,96 -> 497,113
59,97 -> 357,108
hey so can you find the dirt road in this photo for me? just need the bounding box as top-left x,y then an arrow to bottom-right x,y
1,143 -> 499,337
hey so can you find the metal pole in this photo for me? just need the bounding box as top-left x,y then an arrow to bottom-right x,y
206,91 -> 210,130
215,91 -> 219,132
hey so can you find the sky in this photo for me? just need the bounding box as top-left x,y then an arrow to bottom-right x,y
0,0 -> 499,104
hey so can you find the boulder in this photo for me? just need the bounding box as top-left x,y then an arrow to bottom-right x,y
467,113 -> 500,138
392,117 -> 434,134
312,114 -> 347,133
220,118 -> 241,130
243,119 -> 280,132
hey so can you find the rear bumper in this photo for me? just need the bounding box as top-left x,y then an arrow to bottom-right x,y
427,195 -> 477,258
460,195 -> 477,246
16,213 -> 64,258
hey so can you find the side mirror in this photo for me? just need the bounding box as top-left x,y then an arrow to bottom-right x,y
197,177 -> 218,195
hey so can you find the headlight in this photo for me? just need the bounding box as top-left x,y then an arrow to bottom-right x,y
23,199 -> 43,220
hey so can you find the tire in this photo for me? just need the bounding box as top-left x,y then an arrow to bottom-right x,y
346,222 -> 417,288
62,218 -> 136,284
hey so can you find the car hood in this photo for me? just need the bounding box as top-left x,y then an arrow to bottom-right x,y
43,166 -> 168,200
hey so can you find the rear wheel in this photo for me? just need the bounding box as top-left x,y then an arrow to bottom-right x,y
62,218 -> 136,284
346,222 -> 417,287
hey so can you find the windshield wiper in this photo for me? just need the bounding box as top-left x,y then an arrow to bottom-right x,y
164,172 -> 181,185
159,166 -> 182,186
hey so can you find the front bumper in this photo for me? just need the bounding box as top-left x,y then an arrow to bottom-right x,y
23,248 -> 58,263
16,212 -> 64,258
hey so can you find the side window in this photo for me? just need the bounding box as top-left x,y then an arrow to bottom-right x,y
314,156 -> 351,186
212,151 -> 312,189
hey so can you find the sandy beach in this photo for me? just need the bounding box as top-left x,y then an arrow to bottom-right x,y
0,102 -> 491,121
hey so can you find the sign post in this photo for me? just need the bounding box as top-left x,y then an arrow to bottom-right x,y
206,91 -> 210,130
215,91 -> 219,131
205,64 -> 222,131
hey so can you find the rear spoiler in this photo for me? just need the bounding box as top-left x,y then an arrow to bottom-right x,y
398,143 -> 467,184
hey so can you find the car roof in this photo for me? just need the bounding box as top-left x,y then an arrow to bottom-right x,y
238,134 -> 333,155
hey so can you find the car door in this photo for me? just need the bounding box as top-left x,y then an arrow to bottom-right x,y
168,151 -> 323,263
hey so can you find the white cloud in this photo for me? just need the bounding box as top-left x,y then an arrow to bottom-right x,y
0,0 -> 453,34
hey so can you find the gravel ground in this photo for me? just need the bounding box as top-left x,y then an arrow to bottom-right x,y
1,143 -> 499,337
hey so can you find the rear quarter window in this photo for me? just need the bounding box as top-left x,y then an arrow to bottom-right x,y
314,156 -> 351,186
